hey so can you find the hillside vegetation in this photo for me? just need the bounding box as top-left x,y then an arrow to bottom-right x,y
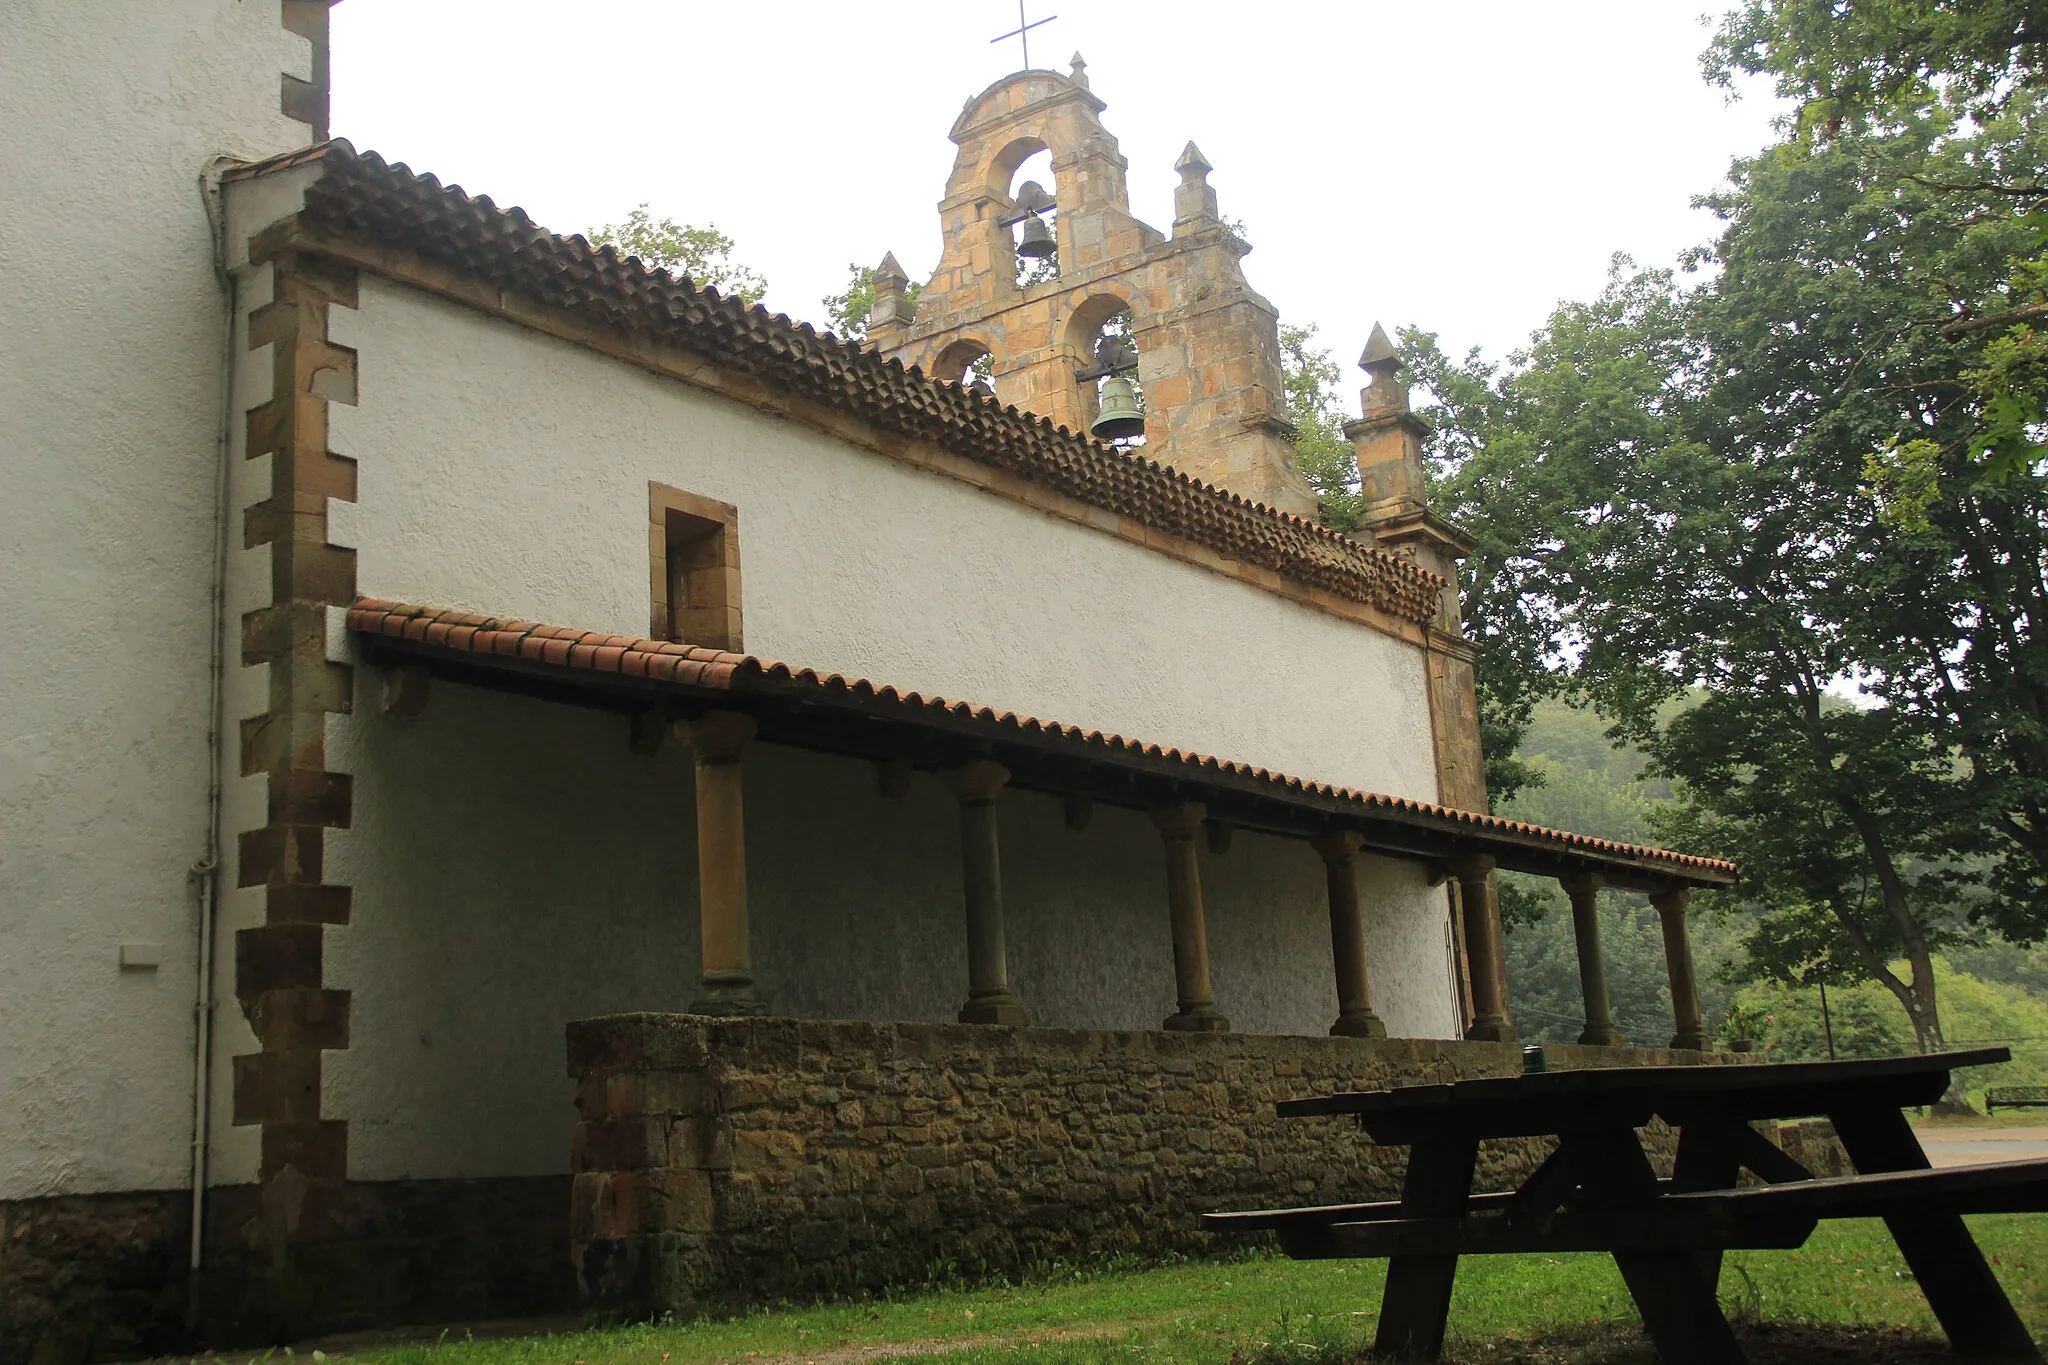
1497,701 -> 2048,1104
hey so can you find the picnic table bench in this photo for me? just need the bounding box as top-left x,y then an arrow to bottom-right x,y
1204,1048 -> 2048,1364
1988,1085 -> 2048,1114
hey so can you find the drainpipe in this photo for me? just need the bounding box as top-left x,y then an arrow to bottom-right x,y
187,156 -> 240,1331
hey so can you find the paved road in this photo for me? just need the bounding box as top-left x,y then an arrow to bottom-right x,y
1916,1124 -> 2048,1167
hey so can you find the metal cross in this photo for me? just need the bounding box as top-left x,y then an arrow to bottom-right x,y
990,0 -> 1056,71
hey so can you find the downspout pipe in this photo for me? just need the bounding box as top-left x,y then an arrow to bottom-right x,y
188,155 -> 240,1332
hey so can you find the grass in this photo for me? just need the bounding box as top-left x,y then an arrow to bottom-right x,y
318,1216 -> 2046,1365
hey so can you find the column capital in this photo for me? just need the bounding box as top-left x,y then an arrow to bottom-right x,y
1451,851 -> 1497,880
1310,830 -> 1365,865
1560,868 -> 1605,898
1150,800 -> 1207,840
681,709 -> 756,763
1650,885 -> 1692,916
942,758 -> 1010,803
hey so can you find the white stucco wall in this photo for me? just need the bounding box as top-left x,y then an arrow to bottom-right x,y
0,3 -> 311,1199
323,278 -> 1440,802
310,275 -> 1462,1182
326,683 -> 1460,1181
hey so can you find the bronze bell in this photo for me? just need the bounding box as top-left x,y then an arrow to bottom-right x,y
1015,213 -> 1057,260
1091,375 -> 1146,441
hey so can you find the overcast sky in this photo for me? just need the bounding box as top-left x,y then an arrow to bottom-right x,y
329,1 -> 1786,374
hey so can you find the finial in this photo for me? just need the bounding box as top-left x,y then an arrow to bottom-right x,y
1069,52 -> 1089,87
1359,322 -> 1400,372
1171,141 -> 1220,235
870,252 -> 914,332
1358,322 -> 1409,417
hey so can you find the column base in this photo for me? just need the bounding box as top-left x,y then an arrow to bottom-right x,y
1670,1030 -> 1710,1052
959,993 -> 1032,1026
1465,1015 -> 1516,1043
690,982 -> 768,1017
1578,1024 -> 1624,1047
1163,1008 -> 1230,1033
1330,1012 -> 1388,1039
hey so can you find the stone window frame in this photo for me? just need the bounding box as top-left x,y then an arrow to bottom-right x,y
649,483 -> 742,651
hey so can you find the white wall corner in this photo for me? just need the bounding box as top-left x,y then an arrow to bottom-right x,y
221,163 -> 324,275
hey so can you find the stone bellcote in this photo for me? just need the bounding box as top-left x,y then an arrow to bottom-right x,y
869,58 -> 1316,519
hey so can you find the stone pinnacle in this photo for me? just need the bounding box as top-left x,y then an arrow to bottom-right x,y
1359,322 -> 1399,370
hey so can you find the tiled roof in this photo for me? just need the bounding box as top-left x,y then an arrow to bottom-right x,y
348,599 -> 1740,885
226,141 -> 1446,628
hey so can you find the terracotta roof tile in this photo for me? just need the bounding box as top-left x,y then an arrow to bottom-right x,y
227,141 -> 1446,627
347,599 -> 1739,883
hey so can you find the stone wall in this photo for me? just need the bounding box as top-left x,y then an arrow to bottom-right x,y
1775,1119 -> 1854,1180
0,1177 -> 573,1365
567,1015 -> 1717,1317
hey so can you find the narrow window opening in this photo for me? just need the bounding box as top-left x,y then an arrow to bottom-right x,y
648,485 -> 741,651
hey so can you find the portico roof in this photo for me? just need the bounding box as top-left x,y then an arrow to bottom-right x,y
348,600 -> 1738,893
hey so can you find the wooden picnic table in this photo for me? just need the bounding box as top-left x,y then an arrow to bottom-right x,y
1204,1047 -> 2048,1365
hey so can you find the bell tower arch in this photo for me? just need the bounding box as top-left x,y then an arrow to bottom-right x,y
867,57 -> 1316,519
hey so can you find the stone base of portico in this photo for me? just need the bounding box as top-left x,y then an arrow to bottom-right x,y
566,1013 -> 1725,1321
958,993 -> 1032,1025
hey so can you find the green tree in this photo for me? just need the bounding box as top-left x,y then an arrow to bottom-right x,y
1706,7 -> 2048,934
1665,93 -> 2048,962
588,206 -> 767,305
1496,700 -> 1744,1044
1403,267 -> 1696,807
1427,92 -> 2048,1092
1409,90 -> 2048,1088
1708,0 -> 2048,137
1280,324 -> 1364,531
1731,959 -> 2048,1105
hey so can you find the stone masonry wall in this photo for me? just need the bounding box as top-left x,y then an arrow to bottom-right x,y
0,1177 -> 573,1365
567,1015 -> 1719,1317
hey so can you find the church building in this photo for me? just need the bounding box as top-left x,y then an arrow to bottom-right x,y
0,5 -> 1734,1359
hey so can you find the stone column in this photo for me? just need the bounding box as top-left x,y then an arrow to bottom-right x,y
1446,878 -> 1476,1030
1311,832 -> 1387,1038
685,710 -> 764,1015
1453,854 -> 1514,1042
1562,871 -> 1622,1046
944,760 -> 1031,1025
1152,801 -> 1228,1032
1653,886 -> 1708,1050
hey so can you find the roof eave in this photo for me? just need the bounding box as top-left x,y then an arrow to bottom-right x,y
349,605 -> 1738,892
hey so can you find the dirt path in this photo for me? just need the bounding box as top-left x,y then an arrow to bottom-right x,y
1918,1123 -> 2048,1168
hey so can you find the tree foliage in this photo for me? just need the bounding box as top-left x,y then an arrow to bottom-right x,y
1403,269 -> 1697,807
1671,93 -> 2048,961
1708,0 -> 2048,136
1422,84 -> 2048,1080
1496,700 -> 1743,1042
1279,323 -> 1364,531
1731,959 -> 2048,1104
588,206 -> 767,305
